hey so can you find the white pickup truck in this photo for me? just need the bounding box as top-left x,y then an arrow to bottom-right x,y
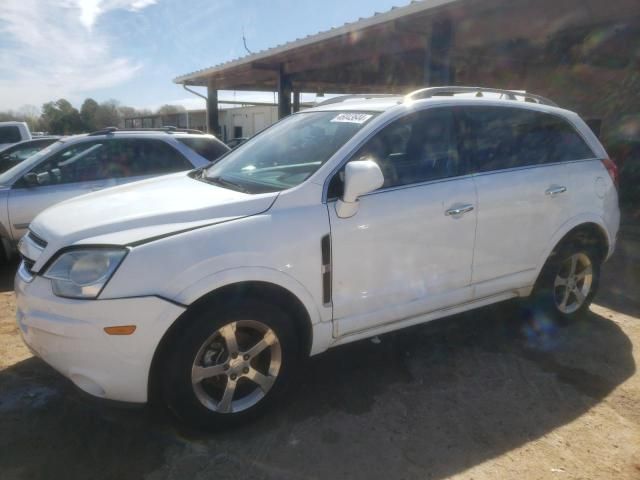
0,122 -> 32,151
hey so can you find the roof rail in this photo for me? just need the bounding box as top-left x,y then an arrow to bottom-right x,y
404,86 -> 558,107
315,94 -> 397,107
88,126 -> 205,136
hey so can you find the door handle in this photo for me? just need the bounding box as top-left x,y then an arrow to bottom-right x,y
545,186 -> 567,196
445,204 -> 474,217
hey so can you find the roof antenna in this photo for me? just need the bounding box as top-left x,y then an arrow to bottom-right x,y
242,27 -> 253,55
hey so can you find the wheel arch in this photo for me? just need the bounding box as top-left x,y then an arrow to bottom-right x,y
148,279 -> 316,404
534,218 -> 610,290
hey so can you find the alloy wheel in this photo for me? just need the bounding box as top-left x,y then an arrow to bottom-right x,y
553,252 -> 593,314
191,320 -> 282,414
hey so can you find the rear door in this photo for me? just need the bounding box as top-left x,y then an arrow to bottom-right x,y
461,106 -> 590,297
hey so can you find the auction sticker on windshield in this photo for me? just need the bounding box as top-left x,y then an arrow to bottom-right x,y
330,113 -> 373,124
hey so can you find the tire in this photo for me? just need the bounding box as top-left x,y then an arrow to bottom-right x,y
163,299 -> 299,430
531,241 -> 601,321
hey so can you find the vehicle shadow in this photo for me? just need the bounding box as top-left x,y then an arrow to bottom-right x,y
0,302 -> 634,480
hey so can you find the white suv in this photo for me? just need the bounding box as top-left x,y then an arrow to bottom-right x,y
15,87 -> 620,429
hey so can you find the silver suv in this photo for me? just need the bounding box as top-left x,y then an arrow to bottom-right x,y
0,127 -> 229,260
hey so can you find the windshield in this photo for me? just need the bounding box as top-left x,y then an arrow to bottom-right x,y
202,111 -> 377,193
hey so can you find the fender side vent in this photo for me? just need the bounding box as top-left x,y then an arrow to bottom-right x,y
321,234 -> 331,305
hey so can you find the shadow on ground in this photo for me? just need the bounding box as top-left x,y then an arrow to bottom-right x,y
0,302 -> 635,480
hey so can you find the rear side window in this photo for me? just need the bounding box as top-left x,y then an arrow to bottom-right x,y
459,107 -> 595,173
119,139 -> 193,175
0,126 -> 22,143
177,137 -> 229,163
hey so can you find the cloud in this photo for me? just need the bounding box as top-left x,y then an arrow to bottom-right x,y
72,0 -> 157,29
0,0 -> 155,110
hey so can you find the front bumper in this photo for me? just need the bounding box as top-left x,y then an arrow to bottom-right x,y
15,274 -> 185,403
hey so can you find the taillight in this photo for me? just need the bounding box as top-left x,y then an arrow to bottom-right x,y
601,158 -> 619,189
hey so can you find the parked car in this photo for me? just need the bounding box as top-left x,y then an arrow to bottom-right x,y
0,137 -> 60,174
0,127 -> 229,260
15,87 -> 619,429
0,121 -> 32,150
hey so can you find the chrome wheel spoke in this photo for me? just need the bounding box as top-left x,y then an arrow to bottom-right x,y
569,254 -> 578,277
219,323 -> 239,354
246,367 -> 276,392
192,364 -> 226,384
560,287 -> 570,310
217,378 -> 237,413
245,329 -> 277,359
554,275 -> 568,287
574,287 -> 586,305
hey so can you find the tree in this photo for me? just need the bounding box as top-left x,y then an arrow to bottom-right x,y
80,98 -> 99,132
94,99 -> 121,129
156,104 -> 186,115
40,99 -> 83,135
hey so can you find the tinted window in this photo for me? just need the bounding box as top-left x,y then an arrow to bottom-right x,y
28,141 -> 112,184
328,108 -> 461,197
458,107 -> 595,173
0,126 -> 22,144
177,137 -> 229,162
24,138 -> 191,186
120,139 -> 192,175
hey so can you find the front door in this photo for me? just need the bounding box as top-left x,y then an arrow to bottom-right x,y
327,108 -> 477,338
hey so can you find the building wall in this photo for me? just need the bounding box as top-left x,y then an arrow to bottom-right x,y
124,105 -> 278,142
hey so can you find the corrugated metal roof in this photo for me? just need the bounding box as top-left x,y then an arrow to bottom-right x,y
173,0 -> 460,84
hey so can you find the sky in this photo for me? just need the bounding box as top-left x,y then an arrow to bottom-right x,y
0,0 -> 410,112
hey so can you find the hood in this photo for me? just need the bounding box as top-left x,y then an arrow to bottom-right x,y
30,171 -> 278,255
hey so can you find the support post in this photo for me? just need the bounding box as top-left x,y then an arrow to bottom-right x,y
424,17 -> 454,86
277,66 -> 292,119
293,91 -> 301,112
207,81 -> 220,136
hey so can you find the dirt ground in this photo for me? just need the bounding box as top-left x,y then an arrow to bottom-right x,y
1,229 -> 639,480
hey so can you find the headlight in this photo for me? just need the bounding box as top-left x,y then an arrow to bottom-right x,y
43,249 -> 127,299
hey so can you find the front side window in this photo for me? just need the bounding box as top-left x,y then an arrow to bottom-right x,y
328,108 -> 462,197
27,141 -> 108,185
458,107 -> 595,173
202,111 -> 377,194
22,138 -> 193,186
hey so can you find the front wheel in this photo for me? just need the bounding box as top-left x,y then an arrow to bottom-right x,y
532,243 -> 601,320
164,300 -> 298,429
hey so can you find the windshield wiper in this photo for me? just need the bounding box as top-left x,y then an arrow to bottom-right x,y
206,175 -> 249,193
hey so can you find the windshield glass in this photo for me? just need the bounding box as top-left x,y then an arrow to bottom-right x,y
203,111 -> 377,193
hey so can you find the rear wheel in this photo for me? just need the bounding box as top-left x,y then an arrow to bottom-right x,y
532,242 -> 601,320
164,300 -> 298,430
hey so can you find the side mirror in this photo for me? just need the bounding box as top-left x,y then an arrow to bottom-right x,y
22,172 -> 39,186
23,171 -> 50,186
335,159 -> 384,218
